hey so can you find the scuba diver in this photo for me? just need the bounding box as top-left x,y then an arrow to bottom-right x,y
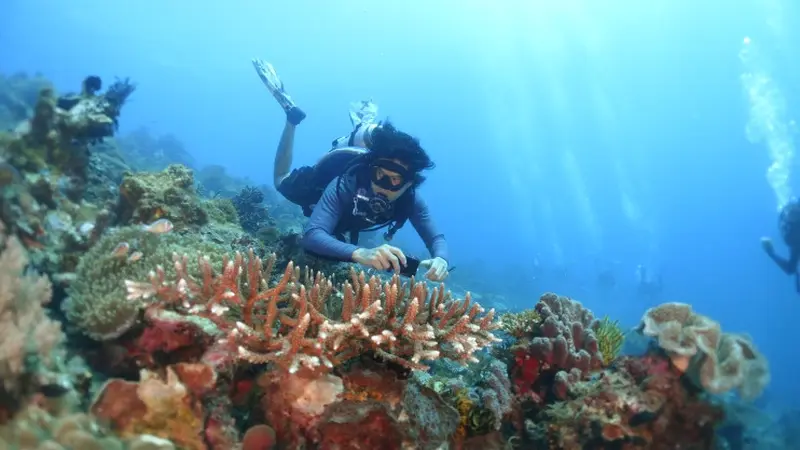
252,59 -> 450,281
635,264 -> 663,298
761,198 -> 800,291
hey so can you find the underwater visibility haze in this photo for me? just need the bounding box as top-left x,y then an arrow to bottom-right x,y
1,0 -> 800,448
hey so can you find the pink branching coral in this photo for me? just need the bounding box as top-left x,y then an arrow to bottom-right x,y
0,219 -> 64,397
124,250 -> 500,375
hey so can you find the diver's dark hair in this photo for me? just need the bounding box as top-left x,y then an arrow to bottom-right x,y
369,120 -> 435,186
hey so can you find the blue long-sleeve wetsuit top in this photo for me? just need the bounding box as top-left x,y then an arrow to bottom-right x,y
301,175 -> 449,262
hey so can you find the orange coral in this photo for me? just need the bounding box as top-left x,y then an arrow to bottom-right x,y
126,250 -> 500,376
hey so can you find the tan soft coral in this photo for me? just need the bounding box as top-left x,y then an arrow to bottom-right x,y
0,220 -> 64,409
639,302 -> 770,400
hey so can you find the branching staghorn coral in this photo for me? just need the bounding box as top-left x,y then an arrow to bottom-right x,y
125,249 -> 500,375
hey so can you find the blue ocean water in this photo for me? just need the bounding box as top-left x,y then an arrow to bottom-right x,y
2,0 -> 798,415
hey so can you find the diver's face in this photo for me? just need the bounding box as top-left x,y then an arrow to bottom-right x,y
371,159 -> 412,201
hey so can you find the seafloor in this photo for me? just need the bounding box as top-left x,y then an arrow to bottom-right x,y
0,72 -> 796,450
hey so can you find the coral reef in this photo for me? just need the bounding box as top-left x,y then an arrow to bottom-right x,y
510,293 -> 604,402
0,219 -> 66,416
499,309 -> 541,339
232,186 -> 272,234
116,164 -> 208,229
91,365 -> 219,450
0,71 -> 787,450
639,302 -> 770,400
125,250 -> 501,374
526,353 -> 724,448
0,76 -> 131,280
63,224 -> 226,341
0,405 -> 176,450
423,354 -> 514,441
259,361 -> 460,449
53,76 -> 136,143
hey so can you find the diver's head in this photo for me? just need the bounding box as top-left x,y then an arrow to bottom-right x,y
367,120 -> 434,201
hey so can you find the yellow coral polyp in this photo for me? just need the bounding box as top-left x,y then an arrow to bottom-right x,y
596,316 -> 624,366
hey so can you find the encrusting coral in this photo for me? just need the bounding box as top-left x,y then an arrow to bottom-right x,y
499,309 -> 541,339
528,353 -> 724,449
0,404 -> 177,450
90,366 -> 209,450
124,249 -> 501,375
639,302 -> 770,400
116,164 -> 207,229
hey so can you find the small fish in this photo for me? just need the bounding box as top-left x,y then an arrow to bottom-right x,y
111,242 -> 130,258
142,218 -> 173,234
127,251 -> 143,263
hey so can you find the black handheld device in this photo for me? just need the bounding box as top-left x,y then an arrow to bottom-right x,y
391,256 -> 421,277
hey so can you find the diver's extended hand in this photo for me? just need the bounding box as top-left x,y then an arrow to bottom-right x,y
761,237 -> 775,255
251,58 -> 306,125
420,257 -> 449,282
352,244 -> 407,273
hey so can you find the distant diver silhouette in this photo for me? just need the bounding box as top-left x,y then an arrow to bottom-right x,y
761,199 -> 800,292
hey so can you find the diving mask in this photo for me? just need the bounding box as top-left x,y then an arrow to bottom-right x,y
371,159 -> 412,192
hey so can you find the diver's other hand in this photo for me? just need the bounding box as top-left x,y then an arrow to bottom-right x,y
420,257 -> 449,282
761,237 -> 775,254
352,244 -> 407,273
